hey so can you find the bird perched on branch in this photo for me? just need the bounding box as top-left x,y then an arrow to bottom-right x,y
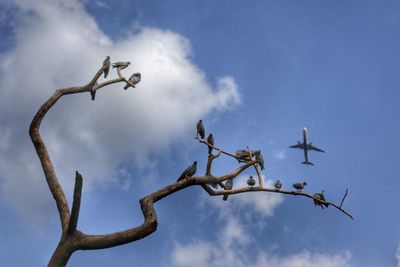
247,176 -> 256,187
196,120 -> 205,139
293,182 -> 307,192
124,73 -> 141,90
177,161 -> 197,182
235,149 -> 259,163
255,151 -> 265,170
103,56 -> 111,78
112,61 -> 131,69
207,133 -> 214,155
223,179 -> 233,201
313,190 -> 329,209
274,180 -> 282,190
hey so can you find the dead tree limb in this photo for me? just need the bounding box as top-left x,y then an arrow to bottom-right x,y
30,61 -> 352,267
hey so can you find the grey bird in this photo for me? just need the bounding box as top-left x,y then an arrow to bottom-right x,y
247,176 -> 256,187
207,133 -> 214,155
103,56 -> 111,78
293,182 -> 307,192
177,161 -> 197,182
313,190 -> 329,209
274,180 -> 282,190
196,120 -> 205,139
235,149 -> 259,163
112,61 -> 131,69
256,151 -> 265,170
124,73 -> 141,90
90,88 -> 96,101
223,178 -> 233,201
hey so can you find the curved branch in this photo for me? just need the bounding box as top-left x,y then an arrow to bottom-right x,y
29,65 -> 131,231
206,186 -> 353,219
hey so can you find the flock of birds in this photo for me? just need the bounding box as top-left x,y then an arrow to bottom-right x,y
176,120 -> 329,208
90,56 -> 141,100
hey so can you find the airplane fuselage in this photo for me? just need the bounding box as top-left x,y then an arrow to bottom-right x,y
302,127 -> 310,164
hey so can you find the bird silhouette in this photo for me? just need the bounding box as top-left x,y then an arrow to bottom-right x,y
177,161 -> 197,182
124,73 -> 141,90
207,133 -> 214,155
313,190 -> 329,209
293,182 -> 307,192
247,176 -> 256,187
274,180 -> 282,190
196,120 -> 205,139
255,151 -> 265,170
112,61 -> 131,69
103,56 -> 111,78
223,179 -> 233,201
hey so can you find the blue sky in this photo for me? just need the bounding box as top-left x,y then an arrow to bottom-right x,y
0,0 -> 399,266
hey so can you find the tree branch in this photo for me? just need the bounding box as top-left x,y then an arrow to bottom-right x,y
68,171 -> 83,235
205,186 -> 353,220
29,64 -> 133,232
340,188 -> 349,208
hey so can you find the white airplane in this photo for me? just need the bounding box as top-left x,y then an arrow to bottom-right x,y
289,127 -> 325,166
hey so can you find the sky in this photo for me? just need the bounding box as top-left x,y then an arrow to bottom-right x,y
0,0 -> 399,266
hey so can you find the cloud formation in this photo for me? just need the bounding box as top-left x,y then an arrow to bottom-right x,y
0,0 -> 240,227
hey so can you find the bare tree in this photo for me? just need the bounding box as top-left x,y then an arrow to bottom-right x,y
29,59 -> 352,267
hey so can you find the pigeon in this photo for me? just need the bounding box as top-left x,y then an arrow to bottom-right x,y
223,179 -> 233,201
247,176 -> 256,187
256,151 -> 265,170
293,182 -> 307,192
124,73 -> 141,90
112,61 -> 131,69
207,133 -> 214,155
235,149 -> 258,163
274,180 -> 282,190
196,120 -> 205,139
177,161 -> 197,182
103,56 -> 111,78
90,88 -> 96,101
313,190 -> 329,209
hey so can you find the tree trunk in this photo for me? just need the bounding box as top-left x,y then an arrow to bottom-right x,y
48,240 -> 74,267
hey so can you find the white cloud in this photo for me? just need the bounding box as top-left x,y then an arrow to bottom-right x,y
0,0 -> 240,228
202,177 -> 284,219
396,244 -> 400,267
272,149 -> 286,160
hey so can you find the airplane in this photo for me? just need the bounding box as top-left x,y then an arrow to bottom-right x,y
289,127 -> 325,166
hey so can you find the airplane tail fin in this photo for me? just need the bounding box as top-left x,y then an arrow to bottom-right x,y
302,161 -> 314,166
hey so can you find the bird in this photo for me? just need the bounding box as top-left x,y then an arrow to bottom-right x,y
223,179 -> 233,201
124,73 -> 141,90
293,182 -> 307,192
313,190 -> 329,209
196,120 -> 205,139
235,149 -> 258,163
103,56 -> 111,78
274,180 -> 282,190
177,161 -> 197,182
207,133 -> 214,155
247,176 -> 256,187
90,88 -> 96,101
255,151 -> 265,170
112,61 -> 131,69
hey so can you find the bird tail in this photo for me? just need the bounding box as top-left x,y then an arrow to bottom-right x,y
90,91 -> 96,101
302,161 -> 314,166
208,146 -> 212,155
104,70 -> 108,78
124,84 -> 130,90
223,194 -> 229,201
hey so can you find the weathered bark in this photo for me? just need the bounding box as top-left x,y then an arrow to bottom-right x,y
30,63 -> 352,267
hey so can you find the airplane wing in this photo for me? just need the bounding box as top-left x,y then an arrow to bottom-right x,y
307,144 -> 325,153
289,143 -> 305,149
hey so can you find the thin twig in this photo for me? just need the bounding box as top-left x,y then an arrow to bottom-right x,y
340,188 -> 349,208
